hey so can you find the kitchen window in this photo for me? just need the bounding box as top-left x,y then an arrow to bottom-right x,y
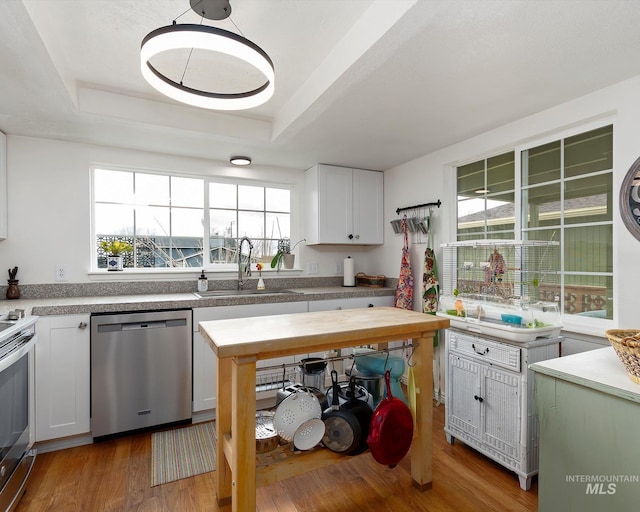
92,168 -> 291,270
456,124 -> 614,320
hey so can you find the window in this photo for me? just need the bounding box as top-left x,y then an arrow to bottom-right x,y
456,124 -> 614,320
457,151 -> 515,241
93,168 -> 292,270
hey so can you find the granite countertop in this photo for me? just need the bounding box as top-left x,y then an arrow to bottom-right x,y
0,286 -> 396,317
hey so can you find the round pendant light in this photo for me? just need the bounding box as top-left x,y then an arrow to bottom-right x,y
140,1 -> 274,110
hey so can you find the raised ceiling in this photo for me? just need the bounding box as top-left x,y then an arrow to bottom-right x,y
1,0 -> 640,171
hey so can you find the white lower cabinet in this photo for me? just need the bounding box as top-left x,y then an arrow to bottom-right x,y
192,301 -> 308,413
444,328 -> 561,490
35,315 -> 90,442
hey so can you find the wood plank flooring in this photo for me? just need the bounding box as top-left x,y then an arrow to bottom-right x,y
16,404 -> 537,511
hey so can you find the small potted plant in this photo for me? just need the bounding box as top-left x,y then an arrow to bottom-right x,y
100,240 -> 133,271
270,238 -> 305,270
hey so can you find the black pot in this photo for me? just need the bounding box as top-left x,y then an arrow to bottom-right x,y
339,375 -> 374,455
321,370 -> 361,454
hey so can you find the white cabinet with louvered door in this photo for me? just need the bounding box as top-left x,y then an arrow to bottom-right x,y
444,328 -> 561,491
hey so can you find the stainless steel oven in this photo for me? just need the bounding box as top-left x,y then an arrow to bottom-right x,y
0,317 -> 37,512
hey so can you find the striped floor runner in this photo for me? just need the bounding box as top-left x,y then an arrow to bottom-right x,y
151,421 -> 217,486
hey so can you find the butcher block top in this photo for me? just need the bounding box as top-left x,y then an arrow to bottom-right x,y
199,306 -> 449,360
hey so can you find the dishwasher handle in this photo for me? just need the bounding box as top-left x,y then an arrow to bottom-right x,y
95,317 -> 187,333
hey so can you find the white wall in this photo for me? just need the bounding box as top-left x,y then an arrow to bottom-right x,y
0,136 -> 379,284
379,74 -> 640,341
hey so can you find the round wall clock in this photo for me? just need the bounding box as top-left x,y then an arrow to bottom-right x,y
620,155 -> 640,241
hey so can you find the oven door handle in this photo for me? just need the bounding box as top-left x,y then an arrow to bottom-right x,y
0,334 -> 36,373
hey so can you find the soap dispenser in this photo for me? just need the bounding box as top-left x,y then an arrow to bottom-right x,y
197,270 -> 208,292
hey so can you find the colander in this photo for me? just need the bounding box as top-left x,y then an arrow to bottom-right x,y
273,388 -> 322,441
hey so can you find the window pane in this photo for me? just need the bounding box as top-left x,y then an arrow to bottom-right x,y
457,197 -> 486,235
522,140 -> 560,186
565,125 -> 613,178
208,237 -> 234,264
266,213 -> 290,239
565,275 -> 612,319
238,211 -> 264,238
486,152 -> 515,194
210,209 -> 236,237
266,188 -> 290,212
136,173 -> 169,206
238,185 -> 264,210
136,206 -> 170,236
172,176 -> 203,207
522,183 -> 561,228
564,174 -> 612,224
95,169 -> 133,203
95,204 -> 134,235
210,182 -> 236,209
564,225 -> 613,273
486,191 -> 514,234
457,160 -> 485,196
171,208 -> 204,237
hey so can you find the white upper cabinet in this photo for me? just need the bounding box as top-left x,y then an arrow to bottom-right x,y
0,132 -> 7,240
305,164 -> 383,245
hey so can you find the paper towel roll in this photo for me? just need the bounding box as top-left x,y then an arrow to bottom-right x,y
343,256 -> 355,287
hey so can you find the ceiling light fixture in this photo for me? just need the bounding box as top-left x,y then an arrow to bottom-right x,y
140,0 -> 274,111
230,156 -> 251,166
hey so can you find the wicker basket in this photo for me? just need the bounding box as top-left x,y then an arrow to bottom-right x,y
605,329 -> 640,384
355,273 -> 386,288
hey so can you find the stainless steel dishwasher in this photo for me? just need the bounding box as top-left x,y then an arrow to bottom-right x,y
90,309 -> 192,439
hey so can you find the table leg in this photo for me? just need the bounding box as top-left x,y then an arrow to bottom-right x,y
216,356 -> 232,505
410,333 -> 434,490
231,356 -> 257,512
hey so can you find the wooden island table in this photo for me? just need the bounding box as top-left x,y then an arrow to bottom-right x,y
198,306 -> 449,511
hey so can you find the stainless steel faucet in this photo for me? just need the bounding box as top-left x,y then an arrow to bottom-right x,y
238,236 -> 253,290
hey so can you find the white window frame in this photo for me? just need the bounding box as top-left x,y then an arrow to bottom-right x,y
454,118 -> 616,333
90,166 -> 295,273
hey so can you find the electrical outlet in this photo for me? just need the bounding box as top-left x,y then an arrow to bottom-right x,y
335,262 -> 342,274
55,265 -> 68,282
307,262 -> 319,274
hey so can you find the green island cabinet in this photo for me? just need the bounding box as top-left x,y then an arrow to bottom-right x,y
530,347 -> 640,512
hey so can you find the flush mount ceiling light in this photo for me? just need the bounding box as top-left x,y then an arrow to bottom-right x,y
230,156 -> 251,166
140,0 -> 274,110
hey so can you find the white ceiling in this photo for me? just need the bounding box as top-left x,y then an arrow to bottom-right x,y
2,0 -> 640,171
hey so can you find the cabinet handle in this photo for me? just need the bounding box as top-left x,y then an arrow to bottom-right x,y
474,395 -> 484,403
355,234 -> 360,239
78,322 -> 88,330
368,304 -> 374,308
348,234 -> 354,240
472,343 -> 489,355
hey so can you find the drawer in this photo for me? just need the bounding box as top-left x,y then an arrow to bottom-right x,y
448,330 -> 520,372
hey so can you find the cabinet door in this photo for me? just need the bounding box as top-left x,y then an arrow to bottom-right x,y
35,315 -> 90,441
352,168 -> 383,244
481,365 -> 521,459
317,164 -> 353,243
193,331 -> 217,412
447,353 -> 482,439
192,302 -> 308,412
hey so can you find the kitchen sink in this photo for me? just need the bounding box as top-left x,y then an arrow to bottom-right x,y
193,289 -> 301,299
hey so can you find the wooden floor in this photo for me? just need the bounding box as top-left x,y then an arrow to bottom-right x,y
16,404 -> 537,512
